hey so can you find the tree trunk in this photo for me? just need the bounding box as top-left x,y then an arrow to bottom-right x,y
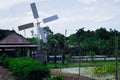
54,55 -> 57,64
91,56 -> 94,62
62,53 -> 65,64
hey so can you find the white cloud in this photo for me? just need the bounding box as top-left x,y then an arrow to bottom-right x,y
94,16 -> 113,23
0,17 -> 19,24
62,13 -> 113,23
83,6 -> 96,11
0,0 -> 26,10
0,0 -> 49,11
42,15 -> 113,27
78,0 -> 97,4
114,0 -> 120,2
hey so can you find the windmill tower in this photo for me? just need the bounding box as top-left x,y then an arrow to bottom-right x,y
18,2 -> 58,50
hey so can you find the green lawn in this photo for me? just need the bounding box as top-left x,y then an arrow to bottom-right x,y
47,61 -> 120,68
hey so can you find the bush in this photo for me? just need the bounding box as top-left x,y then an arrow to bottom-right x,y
8,57 -> 38,75
50,75 -> 65,80
0,53 -> 8,62
2,57 -> 12,67
66,54 -> 72,63
3,57 -> 50,80
22,64 -> 50,80
92,64 -> 116,74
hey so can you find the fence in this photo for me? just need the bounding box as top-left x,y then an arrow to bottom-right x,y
71,55 -> 120,62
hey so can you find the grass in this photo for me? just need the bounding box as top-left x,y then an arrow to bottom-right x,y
47,61 -> 120,68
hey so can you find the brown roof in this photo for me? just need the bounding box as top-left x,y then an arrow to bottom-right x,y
0,32 -> 31,45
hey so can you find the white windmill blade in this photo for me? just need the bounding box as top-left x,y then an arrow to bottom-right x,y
30,3 -> 39,19
18,22 -> 34,31
43,15 -> 58,23
38,27 -> 47,43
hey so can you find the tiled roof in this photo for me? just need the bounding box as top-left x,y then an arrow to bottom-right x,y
0,32 -> 31,45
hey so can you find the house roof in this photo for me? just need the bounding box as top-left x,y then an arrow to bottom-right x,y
0,30 -> 37,48
0,31 -> 31,45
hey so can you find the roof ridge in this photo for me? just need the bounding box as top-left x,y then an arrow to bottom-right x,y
0,30 -> 32,45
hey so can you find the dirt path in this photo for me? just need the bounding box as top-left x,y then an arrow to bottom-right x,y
0,66 -> 15,80
51,69 -> 95,80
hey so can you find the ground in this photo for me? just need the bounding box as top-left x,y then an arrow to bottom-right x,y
0,66 -> 15,80
51,69 -> 95,80
0,66 -> 95,80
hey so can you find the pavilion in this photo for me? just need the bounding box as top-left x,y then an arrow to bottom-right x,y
0,30 -> 37,57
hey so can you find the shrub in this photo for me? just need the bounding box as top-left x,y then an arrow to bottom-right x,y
0,53 -> 8,62
92,64 -> 116,74
3,57 -> 50,80
8,57 -> 38,75
22,64 -> 50,80
2,57 -> 12,67
50,75 -> 65,80
66,54 -> 72,63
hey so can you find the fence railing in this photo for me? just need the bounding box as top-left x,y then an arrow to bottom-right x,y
71,55 -> 120,62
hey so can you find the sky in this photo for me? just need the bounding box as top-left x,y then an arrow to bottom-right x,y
0,0 -> 120,37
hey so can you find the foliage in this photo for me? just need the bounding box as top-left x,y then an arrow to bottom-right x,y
88,51 -> 95,57
22,64 -> 50,80
91,64 -> 117,74
27,37 -> 37,44
28,27 -> 118,56
3,57 -> 50,80
68,34 -> 79,46
0,29 -> 11,40
95,28 -> 111,40
68,27 -> 117,56
66,54 -> 72,63
48,61 -> 120,68
46,33 -> 66,64
2,57 -> 12,67
88,51 -> 95,62
50,76 -> 65,80
43,26 -> 53,36
0,53 -> 8,62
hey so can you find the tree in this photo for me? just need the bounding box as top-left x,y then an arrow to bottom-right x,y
95,28 -> 110,40
47,33 -> 67,64
27,37 -> 37,44
47,34 -> 59,64
68,34 -> 79,46
0,29 -> 15,40
88,51 -> 95,62
43,26 -> 53,36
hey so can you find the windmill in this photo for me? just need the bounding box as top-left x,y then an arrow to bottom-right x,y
18,2 -> 58,50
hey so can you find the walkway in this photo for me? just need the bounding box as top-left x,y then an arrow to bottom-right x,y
0,66 -> 15,80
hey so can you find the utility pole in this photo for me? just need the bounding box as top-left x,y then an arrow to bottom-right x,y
115,31 -> 118,80
79,48 -> 81,76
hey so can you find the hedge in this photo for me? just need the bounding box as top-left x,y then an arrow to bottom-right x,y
2,57 -> 50,80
